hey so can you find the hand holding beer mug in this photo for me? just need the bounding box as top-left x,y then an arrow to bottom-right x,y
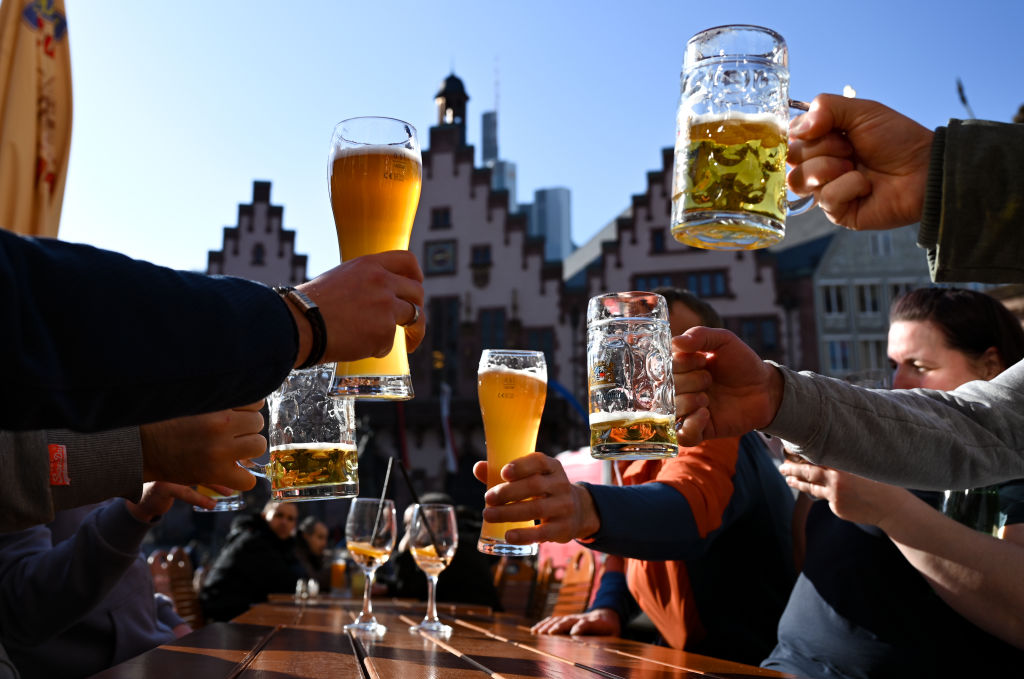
588,292 -> 677,460
242,366 -> 359,501
476,350 -> 547,556
328,116 -> 423,400
671,25 -> 813,250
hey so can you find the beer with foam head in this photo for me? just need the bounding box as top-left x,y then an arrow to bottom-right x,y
476,350 -> 547,556
328,117 -> 422,399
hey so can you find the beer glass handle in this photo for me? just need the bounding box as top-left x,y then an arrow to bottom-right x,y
237,458 -> 268,479
786,98 -> 816,216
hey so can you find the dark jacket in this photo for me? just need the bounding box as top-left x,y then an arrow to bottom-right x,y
199,514 -> 304,621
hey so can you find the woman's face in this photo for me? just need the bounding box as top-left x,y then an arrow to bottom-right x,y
887,320 -> 995,391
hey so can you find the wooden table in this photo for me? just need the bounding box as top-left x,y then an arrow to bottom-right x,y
91,598 -> 795,678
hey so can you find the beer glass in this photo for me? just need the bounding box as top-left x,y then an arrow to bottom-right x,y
193,485 -> 244,512
344,498 -> 396,635
242,366 -> 359,501
328,116 -> 422,400
587,292 -> 677,460
476,349 -> 547,556
406,503 -> 458,636
671,25 -> 813,250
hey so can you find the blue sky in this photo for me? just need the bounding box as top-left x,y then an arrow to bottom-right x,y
59,0 -> 1024,276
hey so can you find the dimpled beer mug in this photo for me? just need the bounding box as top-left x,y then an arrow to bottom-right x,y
587,292 -> 678,460
247,366 -> 359,502
477,350 -> 547,556
671,25 -> 813,250
328,116 -> 422,400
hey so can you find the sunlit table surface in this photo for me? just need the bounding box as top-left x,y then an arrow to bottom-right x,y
90,597 -> 796,679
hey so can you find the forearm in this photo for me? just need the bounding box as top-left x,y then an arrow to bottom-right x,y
766,361 -> 1024,489
880,497 -> 1024,648
1,232 -> 296,432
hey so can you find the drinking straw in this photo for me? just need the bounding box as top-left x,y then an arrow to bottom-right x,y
369,457 -> 393,546
394,454 -> 446,566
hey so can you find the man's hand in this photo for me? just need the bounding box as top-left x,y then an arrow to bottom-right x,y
672,327 -> 783,445
788,94 -> 933,231
126,482 -> 218,523
472,452 -> 600,544
140,401 -> 266,489
531,608 -> 621,637
297,250 -> 425,366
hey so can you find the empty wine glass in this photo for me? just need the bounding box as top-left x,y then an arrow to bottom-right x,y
344,498 -> 396,635
406,503 -> 458,636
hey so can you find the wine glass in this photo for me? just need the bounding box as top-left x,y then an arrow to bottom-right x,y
406,503 -> 458,636
344,498 -> 396,635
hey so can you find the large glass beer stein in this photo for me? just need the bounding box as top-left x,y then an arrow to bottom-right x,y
587,292 -> 677,460
328,116 -> 422,400
671,25 -> 812,250
476,349 -> 547,556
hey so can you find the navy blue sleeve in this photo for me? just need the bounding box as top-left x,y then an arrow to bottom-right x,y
1,230 -> 296,431
587,569 -> 640,623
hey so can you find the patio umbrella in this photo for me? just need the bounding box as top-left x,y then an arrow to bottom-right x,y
0,0 -> 72,237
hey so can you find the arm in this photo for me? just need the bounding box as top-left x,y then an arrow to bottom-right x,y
672,327 -> 1024,489
1,231 -> 425,432
783,464 -> 1024,648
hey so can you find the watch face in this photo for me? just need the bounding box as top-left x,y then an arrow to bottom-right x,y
424,240 -> 456,275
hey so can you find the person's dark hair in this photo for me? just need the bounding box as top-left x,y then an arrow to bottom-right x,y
299,515 -> 323,536
652,287 -> 723,328
890,287 -> 1024,368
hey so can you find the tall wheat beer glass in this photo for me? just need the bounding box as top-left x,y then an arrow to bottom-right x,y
671,25 -> 812,250
476,350 -> 547,556
328,117 -> 422,400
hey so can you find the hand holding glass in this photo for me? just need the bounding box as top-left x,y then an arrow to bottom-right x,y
344,498 -> 396,635
407,503 -> 458,635
476,350 -> 547,556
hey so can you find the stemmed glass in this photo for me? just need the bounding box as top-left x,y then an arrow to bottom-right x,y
406,503 -> 458,636
343,498 -> 396,635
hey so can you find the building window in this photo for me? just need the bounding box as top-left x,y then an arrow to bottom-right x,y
889,281 -> 916,304
650,229 -> 666,254
424,240 -> 457,276
429,296 -> 460,394
731,316 -> 780,354
870,233 -> 893,257
471,245 -> 492,268
524,327 -> 556,375
251,243 -> 266,266
686,270 -> 729,298
479,308 -> 506,351
633,273 -> 675,291
858,338 -> 888,371
856,284 -> 881,315
431,207 -> 452,230
827,340 -> 851,372
822,285 -> 847,316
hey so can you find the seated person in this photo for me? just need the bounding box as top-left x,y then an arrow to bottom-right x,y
200,500 -> 304,621
480,289 -> 797,664
295,516 -> 330,591
765,287 -> 1024,677
0,406 -> 261,679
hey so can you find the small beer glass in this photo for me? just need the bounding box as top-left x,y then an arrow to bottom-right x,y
242,366 -> 359,501
587,292 -> 677,460
328,116 -> 422,400
192,485 -> 245,512
345,497 -> 396,635
476,349 -> 547,556
671,25 -> 813,250
406,503 -> 458,636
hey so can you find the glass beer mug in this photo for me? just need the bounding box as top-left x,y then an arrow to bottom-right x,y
587,292 -> 678,460
671,25 -> 813,250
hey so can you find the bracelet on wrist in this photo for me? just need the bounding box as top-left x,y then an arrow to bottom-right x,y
274,286 -> 327,369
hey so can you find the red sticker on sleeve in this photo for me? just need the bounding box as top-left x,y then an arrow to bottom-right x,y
49,444 -> 71,486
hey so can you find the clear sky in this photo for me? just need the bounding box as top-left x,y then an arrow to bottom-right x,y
58,0 -> 1024,276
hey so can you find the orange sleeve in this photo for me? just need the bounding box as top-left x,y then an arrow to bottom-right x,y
651,437 -> 741,538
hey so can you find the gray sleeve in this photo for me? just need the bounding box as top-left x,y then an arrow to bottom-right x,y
0,431 -> 54,531
764,359 -> 1024,490
48,428 -> 143,512
0,428 -> 142,532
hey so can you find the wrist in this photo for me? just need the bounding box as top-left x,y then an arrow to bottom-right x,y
572,483 -> 601,540
760,362 -> 785,429
274,286 -> 325,368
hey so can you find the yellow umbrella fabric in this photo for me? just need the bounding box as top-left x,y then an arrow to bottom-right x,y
0,0 -> 72,237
